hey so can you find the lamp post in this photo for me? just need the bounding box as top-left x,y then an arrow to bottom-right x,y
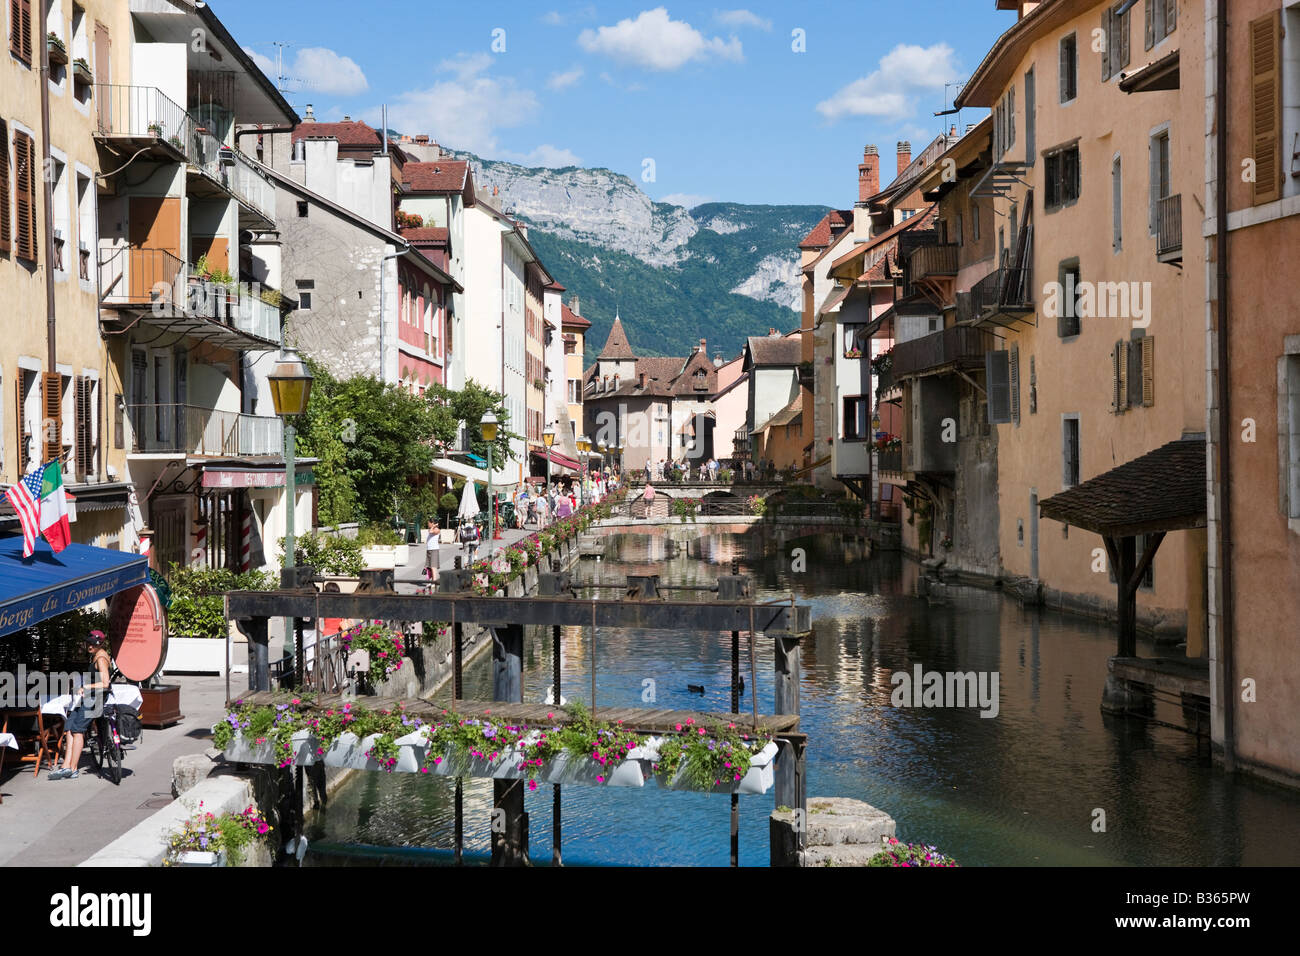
268,345 -> 313,686
542,426 -> 555,502
576,434 -> 590,506
481,410 -> 499,556
596,440 -> 606,499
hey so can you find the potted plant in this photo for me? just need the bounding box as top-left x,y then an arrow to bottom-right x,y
147,121 -> 163,137
165,804 -> 275,867
356,523 -> 404,569
162,564 -> 275,674
47,32 -> 68,65
73,57 -> 91,85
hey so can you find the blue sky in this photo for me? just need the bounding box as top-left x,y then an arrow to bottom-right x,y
219,1 -> 1008,207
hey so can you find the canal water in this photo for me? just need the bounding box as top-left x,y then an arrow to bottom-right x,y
304,529 -> 1300,866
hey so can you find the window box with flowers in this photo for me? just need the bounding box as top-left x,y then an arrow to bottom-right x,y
73,58 -> 92,87
47,33 -> 69,66
165,804 -> 275,867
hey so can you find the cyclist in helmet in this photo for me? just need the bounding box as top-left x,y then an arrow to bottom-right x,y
49,630 -> 112,780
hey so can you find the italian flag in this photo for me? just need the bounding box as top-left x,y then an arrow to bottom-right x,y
36,462 -> 72,553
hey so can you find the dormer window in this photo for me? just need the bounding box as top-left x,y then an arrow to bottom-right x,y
693,368 -> 708,390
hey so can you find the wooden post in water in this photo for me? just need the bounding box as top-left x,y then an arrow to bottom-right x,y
453,620 -> 463,866
552,623 -> 562,867
773,633 -> 804,855
491,624 -> 528,866
731,629 -> 741,867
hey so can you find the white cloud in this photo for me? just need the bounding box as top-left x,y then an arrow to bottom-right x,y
382,57 -> 540,156
659,192 -> 712,208
542,5 -> 596,26
548,66 -> 585,90
542,10 -> 564,25
294,47 -> 369,96
816,43 -> 960,121
715,9 -> 771,31
578,7 -> 743,71
243,46 -> 276,77
243,45 -> 369,97
501,144 -> 584,167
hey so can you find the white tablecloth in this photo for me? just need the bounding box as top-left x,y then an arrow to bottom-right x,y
0,732 -> 16,750
40,684 -> 144,718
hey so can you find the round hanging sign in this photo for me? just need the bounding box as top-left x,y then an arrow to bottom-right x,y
108,584 -> 169,683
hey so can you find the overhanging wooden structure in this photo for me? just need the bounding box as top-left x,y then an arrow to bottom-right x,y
1039,436 -> 1206,656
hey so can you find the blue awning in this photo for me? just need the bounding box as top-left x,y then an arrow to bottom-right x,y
463,453 -> 487,467
0,536 -> 148,639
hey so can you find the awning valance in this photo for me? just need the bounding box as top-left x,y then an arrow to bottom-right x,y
0,537 -> 148,639
431,458 -> 490,484
1038,436 -> 1206,537
532,449 -> 580,471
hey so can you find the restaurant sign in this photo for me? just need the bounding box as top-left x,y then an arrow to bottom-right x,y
0,548 -> 148,639
201,467 -> 315,489
108,584 -> 168,683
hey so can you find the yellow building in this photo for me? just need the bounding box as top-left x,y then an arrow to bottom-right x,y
955,0 -> 1207,644
561,296 -> 589,448
2,0 -> 135,548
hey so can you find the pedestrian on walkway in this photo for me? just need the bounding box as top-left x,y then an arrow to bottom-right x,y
49,631 -> 112,780
425,519 -> 440,588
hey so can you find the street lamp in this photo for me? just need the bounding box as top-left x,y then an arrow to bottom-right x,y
480,410 -> 499,555
542,426 -> 555,502
268,345 -> 313,687
576,434 -> 590,506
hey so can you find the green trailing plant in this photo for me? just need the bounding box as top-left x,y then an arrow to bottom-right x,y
671,497 -> 700,522
339,622 -> 405,687
652,717 -> 761,789
166,564 -> 275,638
867,839 -> 958,867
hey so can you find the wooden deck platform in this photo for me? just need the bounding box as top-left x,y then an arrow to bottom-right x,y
1110,655 -> 1210,698
228,691 -> 802,738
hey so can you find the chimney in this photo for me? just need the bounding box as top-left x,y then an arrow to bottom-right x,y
858,145 -> 879,202
896,141 -> 911,178
639,372 -> 646,388
570,295 -> 580,316
697,337 -> 707,354
713,349 -> 723,368
303,104 -> 315,122
343,114 -> 351,122
950,124 -> 958,139
415,135 -> 429,145
768,328 -> 778,337
965,123 -> 977,136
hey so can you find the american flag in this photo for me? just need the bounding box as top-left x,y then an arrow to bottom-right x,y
5,468 -> 44,558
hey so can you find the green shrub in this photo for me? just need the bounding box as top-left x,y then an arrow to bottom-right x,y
283,531 -> 365,576
357,523 -> 403,547
167,564 -> 275,638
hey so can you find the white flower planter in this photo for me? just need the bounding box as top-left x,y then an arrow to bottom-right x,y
223,736 -> 278,764
655,739 -> 779,794
163,636 -> 228,675
359,545 -> 397,569
174,849 -> 226,867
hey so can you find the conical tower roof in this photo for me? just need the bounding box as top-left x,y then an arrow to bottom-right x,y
597,314 -> 637,360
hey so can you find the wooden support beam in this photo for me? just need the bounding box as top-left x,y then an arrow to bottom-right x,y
1126,531 -> 1165,595
491,624 -> 528,867
1117,535 -> 1138,658
773,633 -> 804,841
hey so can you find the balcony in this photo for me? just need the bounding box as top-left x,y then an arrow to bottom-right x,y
967,264 -> 1034,330
1156,193 -> 1182,264
877,447 -> 903,474
94,85 -> 198,165
99,246 -> 187,310
892,326 -> 994,380
232,293 -> 281,343
909,243 -> 958,282
230,149 -> 276,224
124,404 -> 282,457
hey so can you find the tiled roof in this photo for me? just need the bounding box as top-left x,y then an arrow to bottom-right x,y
799,209 -> 854,249
760,395 -> 803,430
583,351 -> 719,399
561,303 -> 590,330
403,160 -> 470,193
545,280 -> 566,291
292,121 -> 382,147
399,227 -> 449,243
831,205 -> 936,272
746,335 -> 801,367
1038,437 -> 1207,537
597,316 -> 637,359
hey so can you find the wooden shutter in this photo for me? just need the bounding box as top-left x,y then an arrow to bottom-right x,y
0,118 -> 9,254
10,0 -> 31,64
1118,4 -> 1131,70
1059,38 -> 1070,101
986,350 -> 1012,424
1165,0 -> 1176,35
1145,0 -> 1155,50
1102,7 -> 1112,80
41,372 -> 61,465
1250,12 -> 1283,206
13,131 -> 36,262
1141,336 -> 1155,406
1009,345 -> 1021,425
14,376 -> 26,473
1116,341 -> 1130,411
75,376 -> 90,478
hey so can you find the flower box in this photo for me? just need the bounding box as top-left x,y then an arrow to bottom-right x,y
73,59 -> 92,85
359,545 -> 397,569
655,739 -> 779,795
47,35 -> 69,66
163,636 -> 229,675
223,736 -> 278,765
174,849 -> 226,867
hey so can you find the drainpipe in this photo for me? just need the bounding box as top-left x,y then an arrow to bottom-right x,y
378,243 -> 409,384
39,2 -> 57,371
1214,0 -> 1236,772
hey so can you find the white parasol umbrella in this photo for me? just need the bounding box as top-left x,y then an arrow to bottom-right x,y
457,481 -> 481,524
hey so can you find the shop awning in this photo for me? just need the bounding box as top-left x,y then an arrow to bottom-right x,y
463,453 -> 487,467
431,458 -> 490,484
0,537 -> 148,639
532,448 -> 580,471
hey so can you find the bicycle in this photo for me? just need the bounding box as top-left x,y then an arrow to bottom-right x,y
85,701 -> 124,785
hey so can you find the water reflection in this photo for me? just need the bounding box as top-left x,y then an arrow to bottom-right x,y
305,530 -> 1300,866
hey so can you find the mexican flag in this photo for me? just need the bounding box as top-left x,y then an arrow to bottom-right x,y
36,462 -> 72,552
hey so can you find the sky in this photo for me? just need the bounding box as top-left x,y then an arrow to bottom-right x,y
217,1 -> 1010,208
